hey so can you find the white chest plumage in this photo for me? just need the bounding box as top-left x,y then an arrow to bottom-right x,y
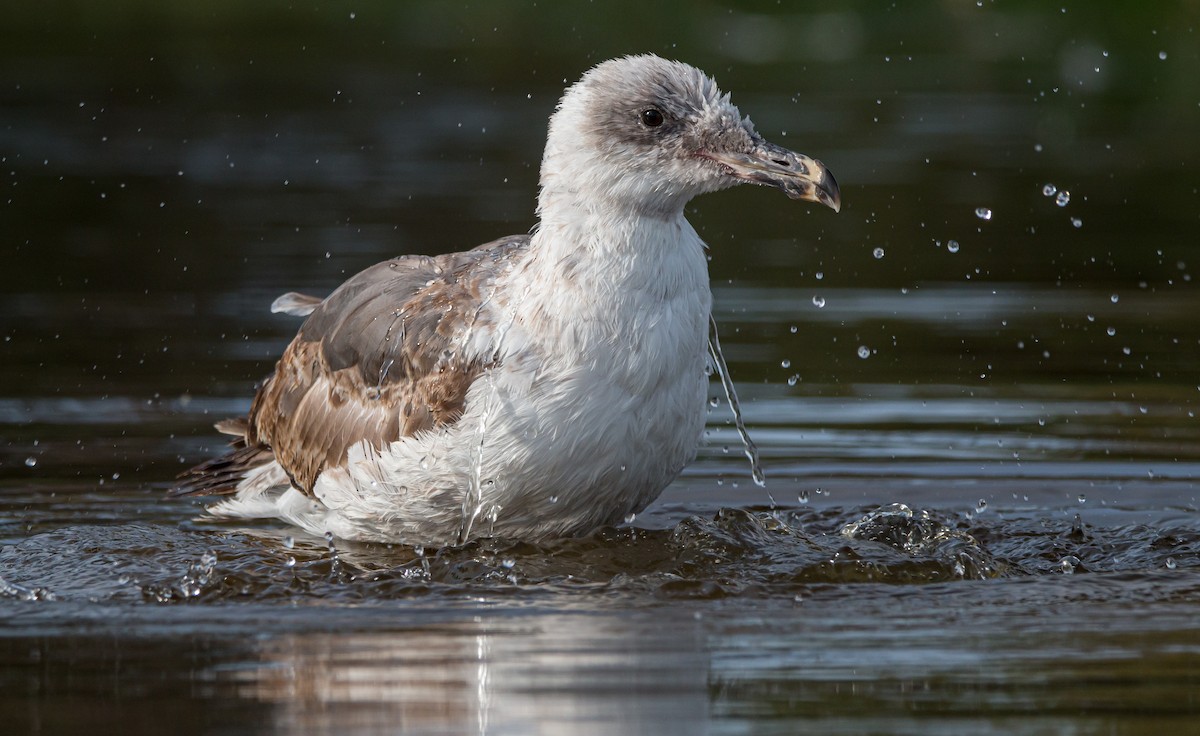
308,214 -> 712,545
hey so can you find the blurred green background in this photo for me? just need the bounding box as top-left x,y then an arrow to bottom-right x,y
5,0 -> 1198,283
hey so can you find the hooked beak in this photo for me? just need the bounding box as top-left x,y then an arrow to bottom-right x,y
702,138 -> 841,213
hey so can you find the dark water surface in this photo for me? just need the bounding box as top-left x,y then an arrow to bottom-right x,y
3,3 -> 1199,734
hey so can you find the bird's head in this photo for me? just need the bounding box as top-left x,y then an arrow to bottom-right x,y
539,54 -> 840,219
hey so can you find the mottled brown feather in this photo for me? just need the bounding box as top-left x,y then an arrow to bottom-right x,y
174,234 -> 531,498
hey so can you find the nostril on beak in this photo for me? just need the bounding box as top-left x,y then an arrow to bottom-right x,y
772,159 -> 789,167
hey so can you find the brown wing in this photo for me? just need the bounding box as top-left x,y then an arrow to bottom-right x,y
173,234 -> 531,497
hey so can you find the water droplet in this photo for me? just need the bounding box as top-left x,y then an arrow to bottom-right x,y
1042,183 -> 1057,196
283,536 -> 294,549
786,374 -> 799,386
284,556 -> 296,568
1070,217 -> 1083,228
798,489 -> 809,504
857,345 -> 871,359
1158,50 -> 1168,60
24,457 -> 37,467
872,247 -> 885,259
789,325 -> 798,333
1165,557 -> 1177,569
815,271 -> 824,280
500,558 -> 515,569
548,495 -> 558,504
947,240 -> 960,253
780,359 -> 791,369
974,207 -> 992,220
624,512 -> 637,524
812,295 -> 826,308
976,498 -> 988,513
1110,293 -> 1119,303
709,396 -> 720,408
1060,556 -> 1079,574
1077,494 -> 1087,504
1106,326 -> 1116,336
1055,190 -> 1071,207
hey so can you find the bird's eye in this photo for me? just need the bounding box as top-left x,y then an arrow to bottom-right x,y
640,108 -> 665,127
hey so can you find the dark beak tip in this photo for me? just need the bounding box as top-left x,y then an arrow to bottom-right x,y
819,165 -> 842,214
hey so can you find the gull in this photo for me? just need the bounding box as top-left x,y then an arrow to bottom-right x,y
175,54 -> 840,546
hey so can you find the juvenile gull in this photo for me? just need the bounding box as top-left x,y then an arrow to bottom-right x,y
175,54 -> 840,546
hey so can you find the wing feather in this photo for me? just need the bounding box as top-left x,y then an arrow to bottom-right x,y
174,234 -> 531,497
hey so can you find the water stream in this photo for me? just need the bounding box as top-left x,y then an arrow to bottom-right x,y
708,315 -> 768,491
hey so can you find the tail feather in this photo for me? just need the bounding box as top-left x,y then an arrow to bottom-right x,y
172,417 -> 275,497
214,416 -> 250,437
271,291 -> 323,317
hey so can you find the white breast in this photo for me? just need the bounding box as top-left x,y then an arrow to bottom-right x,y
314,213 -> 713,545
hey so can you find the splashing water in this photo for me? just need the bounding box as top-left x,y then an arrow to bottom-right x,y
0,574 -> 55,601
707,315 -> 767,489
324,531 -> 345,581
159,550 -> 219,600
